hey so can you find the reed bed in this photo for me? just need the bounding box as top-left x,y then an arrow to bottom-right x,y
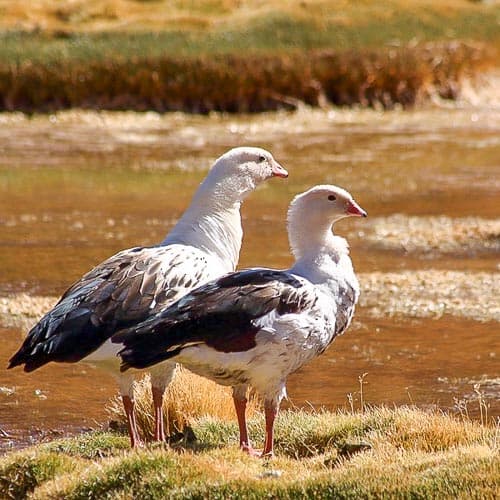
0,1 -> 498,112
0,41 -> 495,112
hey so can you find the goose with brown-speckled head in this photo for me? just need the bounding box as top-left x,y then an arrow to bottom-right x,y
115,184 -> 366,456
8,147 -> 288,448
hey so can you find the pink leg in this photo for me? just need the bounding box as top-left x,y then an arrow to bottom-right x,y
122,395 -> 143,448
152,386 -> 166,442
261,403 -> 278,457
233,395 -> 260,456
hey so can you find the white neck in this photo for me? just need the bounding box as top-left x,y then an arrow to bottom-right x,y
160,171 -> 256,270
287,215 -> 350,280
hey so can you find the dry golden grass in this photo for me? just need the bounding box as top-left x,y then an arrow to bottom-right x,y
2,405 -> 497,498
0,0 -> 236,32
106,367 -> 261,438
369,405 -> 493,452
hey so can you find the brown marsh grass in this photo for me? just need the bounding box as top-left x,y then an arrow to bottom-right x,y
0,41 -> 495,112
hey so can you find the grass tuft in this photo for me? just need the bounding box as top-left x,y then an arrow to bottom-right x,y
0,451 -> 77,499
40,432 -> 130,459
105,368 -> 498,459
1,406 -> 497,498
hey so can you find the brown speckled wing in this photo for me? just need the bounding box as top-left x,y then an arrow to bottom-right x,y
8,245 -> 214,372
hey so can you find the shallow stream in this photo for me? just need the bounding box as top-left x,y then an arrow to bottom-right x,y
0,103 -> 498,451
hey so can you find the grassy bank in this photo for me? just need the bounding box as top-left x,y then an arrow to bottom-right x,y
2,360 -> 498,497
0,1 -> 499,112
2,369 -> 497,498
1,406 -> 497,498
1,1 -> 499,46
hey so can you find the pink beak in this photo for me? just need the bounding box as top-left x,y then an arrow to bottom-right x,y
346,199 -> 367,217
271,160 -> 289,178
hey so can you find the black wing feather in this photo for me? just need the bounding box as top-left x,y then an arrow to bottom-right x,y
115,268 -> 313,372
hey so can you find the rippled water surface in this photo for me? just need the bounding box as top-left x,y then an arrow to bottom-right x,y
0,105 -> 498,451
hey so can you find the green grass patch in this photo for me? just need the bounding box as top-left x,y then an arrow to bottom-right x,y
1,5 -> 499,62
0,450 -> 77,499
0,10 -> 498,62
1,407 -> 498,499
40,432 -> 131,460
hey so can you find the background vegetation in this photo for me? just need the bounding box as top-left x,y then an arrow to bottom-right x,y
0,0 -> 498,112
1,0 -> 499,46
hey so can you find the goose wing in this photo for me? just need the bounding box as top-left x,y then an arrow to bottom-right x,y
8,245 -> 214,372
115,268 -> 318,371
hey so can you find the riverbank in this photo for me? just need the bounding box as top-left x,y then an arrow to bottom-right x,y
1,403 -> 497,498
1,0 -> 499,112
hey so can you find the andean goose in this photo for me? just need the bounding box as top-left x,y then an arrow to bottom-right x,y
8,147 -> 288,447
114,184 -> 366,456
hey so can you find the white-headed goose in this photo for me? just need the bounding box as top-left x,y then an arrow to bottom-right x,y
115,184 -> 366,456
9,147 -> 288,448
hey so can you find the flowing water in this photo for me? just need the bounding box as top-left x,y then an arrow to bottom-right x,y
0,101 -> 498,451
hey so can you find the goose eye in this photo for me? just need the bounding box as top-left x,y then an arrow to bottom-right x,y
328,195 -> 336,201
258,155 -> 266,163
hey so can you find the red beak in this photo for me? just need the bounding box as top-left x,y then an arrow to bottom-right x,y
346,199 -> 367,217
271,160 -> 289,178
